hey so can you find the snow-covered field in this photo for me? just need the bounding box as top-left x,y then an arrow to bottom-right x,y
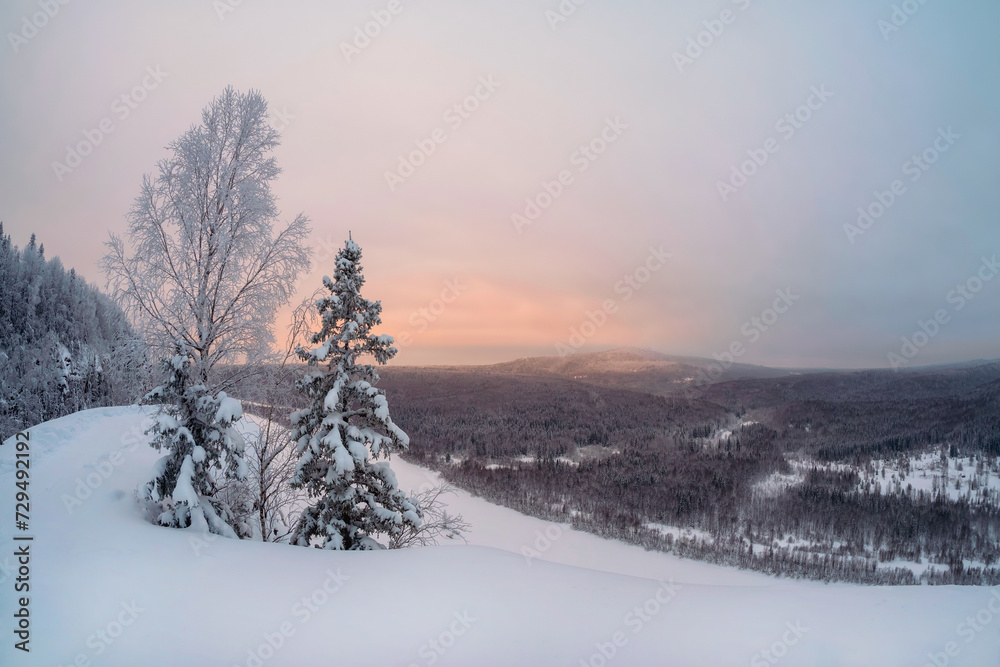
2,407 -> 1000,666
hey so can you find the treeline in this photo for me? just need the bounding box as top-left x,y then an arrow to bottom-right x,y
767,390 -> 1000,462
376,366 -> 1000,469
695,364 -> 1000,408
698,370 -> 1000,463
378,368 -> 732,460
0,225 -> 149,440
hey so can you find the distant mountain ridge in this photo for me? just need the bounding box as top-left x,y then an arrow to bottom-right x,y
391,347 -> 1000,401
465,347 -> 793,397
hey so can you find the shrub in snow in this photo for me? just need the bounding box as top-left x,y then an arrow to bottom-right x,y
290,238 -> 421,550
215,416 -> 302,543
215,295 -> 324,543
389,483 -> 471,549
141,343 -> 250,537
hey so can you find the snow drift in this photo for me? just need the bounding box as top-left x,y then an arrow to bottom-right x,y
1,407 -> 998,666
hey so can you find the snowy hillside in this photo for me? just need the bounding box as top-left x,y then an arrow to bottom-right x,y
2,407 -> 999,666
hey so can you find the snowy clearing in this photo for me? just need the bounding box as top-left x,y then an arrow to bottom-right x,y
751,451 -> 1000,507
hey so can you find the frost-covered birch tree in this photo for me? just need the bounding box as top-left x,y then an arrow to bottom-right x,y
102,87 -> 309,536
102,86 -> 310,385
290,238 -> 421,550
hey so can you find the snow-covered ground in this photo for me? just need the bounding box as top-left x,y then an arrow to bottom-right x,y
751,451 -> 1000,506
481,448 -> 611,471
642,522 -> 716,549
858,451 -> 1000,503
704,420 -> 760,447
2,407 -> 1000,666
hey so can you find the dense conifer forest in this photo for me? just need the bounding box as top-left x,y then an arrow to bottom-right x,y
0,225 -> 148,440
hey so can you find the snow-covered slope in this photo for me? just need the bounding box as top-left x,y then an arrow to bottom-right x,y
390,457 -> 768,588
1,407 -> 998,666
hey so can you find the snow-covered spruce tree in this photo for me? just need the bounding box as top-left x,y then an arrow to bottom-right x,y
142,342 -> 250,537
290,238 -> 421,550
